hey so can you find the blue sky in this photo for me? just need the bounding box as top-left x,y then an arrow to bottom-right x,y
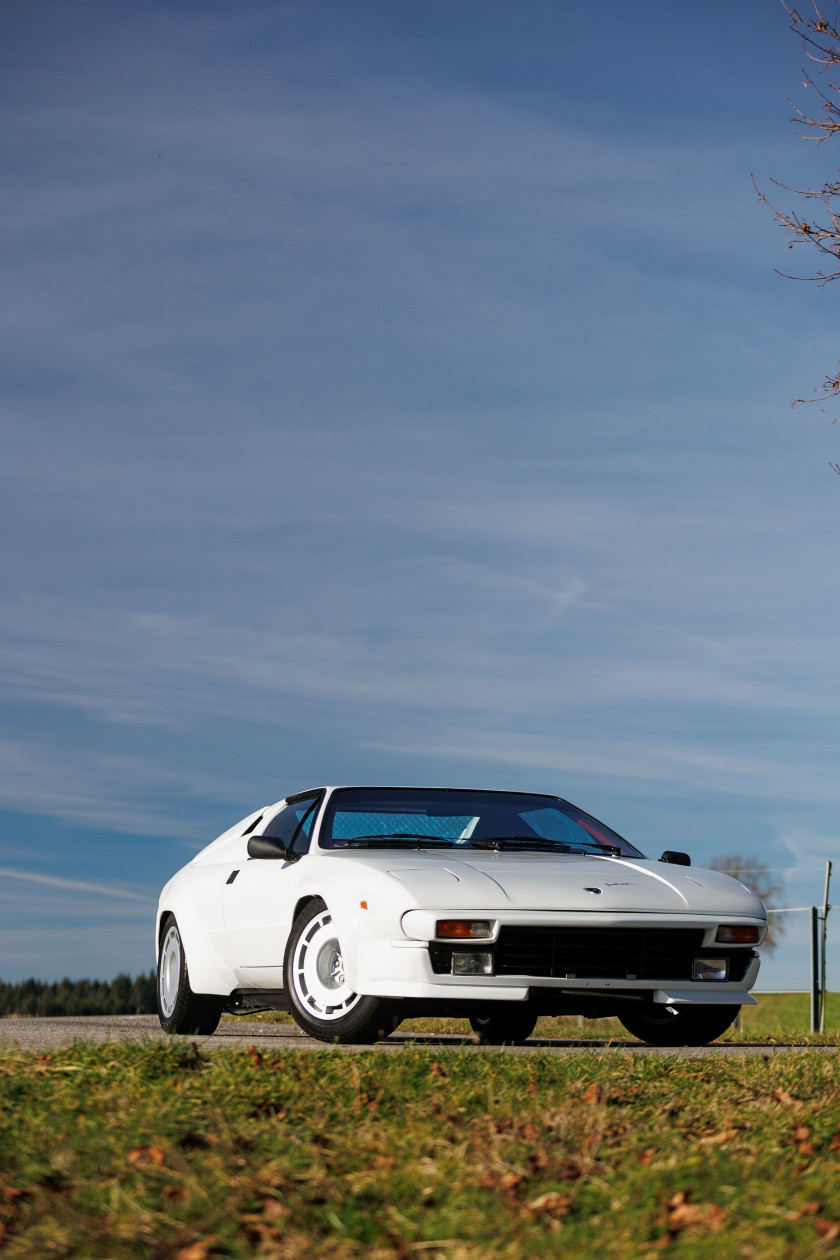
2,0 -> 838,988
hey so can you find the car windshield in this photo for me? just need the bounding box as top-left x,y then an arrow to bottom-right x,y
318,788 -> 643,858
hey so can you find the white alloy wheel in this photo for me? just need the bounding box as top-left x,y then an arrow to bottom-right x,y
159,925 -> 182,1020
290,909 -> 362,1021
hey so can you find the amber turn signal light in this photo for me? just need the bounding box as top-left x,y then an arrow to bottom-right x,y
435,919 -> 493,940
715,925 -> 761,944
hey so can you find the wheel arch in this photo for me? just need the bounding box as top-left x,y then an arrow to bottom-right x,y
155,906 -> 174,963
154,889 -> 234,997
291,893 -> 326,927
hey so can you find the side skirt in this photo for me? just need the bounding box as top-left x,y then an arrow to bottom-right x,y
227,988 -> 292,1014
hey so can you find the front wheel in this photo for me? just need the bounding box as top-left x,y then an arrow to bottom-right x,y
469,1004 -> 539,1045
157,914 -> 223,1035
618,1003 -> 738,1046
284,899 -> 398,1043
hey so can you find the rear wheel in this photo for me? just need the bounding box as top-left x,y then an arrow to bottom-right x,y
469,1004 -> 539,1045
618,1003 -> 738,1046
157,914 -> 223,1035
284,899 -> 398,1043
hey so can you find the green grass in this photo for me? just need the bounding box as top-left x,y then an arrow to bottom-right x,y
735,992 -> 840,1039
222,991 -> 840,1044
3,1040 -> 840,1258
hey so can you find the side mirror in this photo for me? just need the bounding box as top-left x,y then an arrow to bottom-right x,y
247,834 -> 289,860
660,850 -> 691,866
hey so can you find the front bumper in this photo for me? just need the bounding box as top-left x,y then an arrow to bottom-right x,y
355,912 -> 763,1006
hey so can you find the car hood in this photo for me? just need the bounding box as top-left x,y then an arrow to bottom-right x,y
376,852 -> 766,917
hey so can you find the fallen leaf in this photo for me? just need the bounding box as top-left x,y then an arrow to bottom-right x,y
793,1125 -> 811,1143
246,1046 -> 263,1067
639,1148 -> 657,1167
429,1061 -> 446,1077
367,1088 -> 384,1114
549,1156 -> 587,1182
816,1219 -> 840,1244
262,1198 -> 287,1222
527,1149 -> 550,1172
666,1191 -> 726,1233
520,1122 -> 539,1141
497,1172 -> 523,1193
583,1083 -> 603,1104
372,1155 -> 394,1170
790,1201 -> 821,1220
128,1145 -> 166,1166
525,1191 -> 571,1217
772,1088 -> 797,1107
175,1244 -> 210,1260
164,1185 -> 187,1203
697,1129 -> 738,1149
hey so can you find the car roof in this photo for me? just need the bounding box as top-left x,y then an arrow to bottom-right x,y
294,785 -> 561,799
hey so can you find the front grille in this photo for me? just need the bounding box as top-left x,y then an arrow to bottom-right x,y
429,928 -> 756,982
493,926 -> 703,980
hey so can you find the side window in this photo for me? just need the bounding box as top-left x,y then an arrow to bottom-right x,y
263,797 -> 319,857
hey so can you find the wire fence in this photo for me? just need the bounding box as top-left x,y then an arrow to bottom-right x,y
760,860 -> 833,1032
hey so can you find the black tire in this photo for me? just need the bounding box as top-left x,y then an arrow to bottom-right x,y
469,1004 -> 539,1045
618,1002 -> 738,1046
284,898 -> 397,1043
157,913 -> 224,1035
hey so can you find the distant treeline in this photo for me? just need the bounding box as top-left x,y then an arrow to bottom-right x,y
0,972 -> 157,1017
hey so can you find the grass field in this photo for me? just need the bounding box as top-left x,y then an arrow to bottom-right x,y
2,1034 -> 840,1259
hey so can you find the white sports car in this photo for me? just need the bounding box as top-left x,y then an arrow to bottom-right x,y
155,785 -> 766,1045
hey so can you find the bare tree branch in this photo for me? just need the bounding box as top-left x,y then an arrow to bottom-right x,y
759,1 -> 840,438
709,855 -> 786,951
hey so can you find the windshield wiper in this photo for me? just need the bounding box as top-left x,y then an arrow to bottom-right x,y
333,833 -> 456,849
467,835 -> 569,852
469,836 -> 622,857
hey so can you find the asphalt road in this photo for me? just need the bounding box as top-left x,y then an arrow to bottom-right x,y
0,1014 -> 834,1056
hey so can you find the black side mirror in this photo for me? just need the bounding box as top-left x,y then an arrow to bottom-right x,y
660,850 -> 691,866
247,834 -> 289,860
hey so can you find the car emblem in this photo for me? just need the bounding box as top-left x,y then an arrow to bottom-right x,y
584,886 -> 602,895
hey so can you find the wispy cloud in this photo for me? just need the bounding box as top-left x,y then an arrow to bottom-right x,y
0,866 -> 154,903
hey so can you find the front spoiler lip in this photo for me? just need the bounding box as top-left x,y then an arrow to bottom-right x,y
651,988 -> 756,1005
